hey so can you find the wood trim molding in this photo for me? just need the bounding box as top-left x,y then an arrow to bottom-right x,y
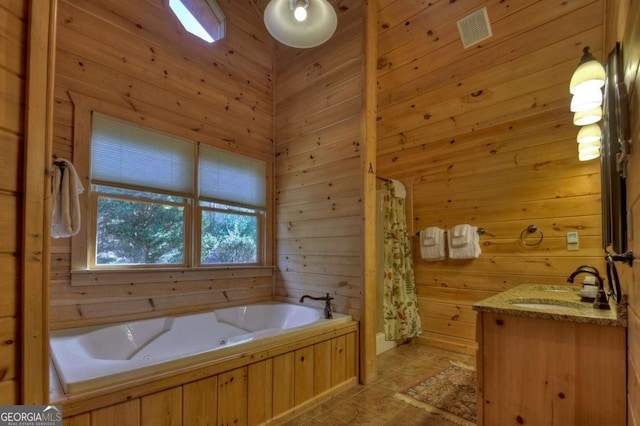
360,0 -> 378,385
22,0 -> 58,404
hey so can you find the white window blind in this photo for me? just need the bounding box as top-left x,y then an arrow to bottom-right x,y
91,113 -> 194,194
199,144 -> 266,208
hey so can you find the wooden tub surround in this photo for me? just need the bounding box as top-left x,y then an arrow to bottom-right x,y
54,318 -> 359,426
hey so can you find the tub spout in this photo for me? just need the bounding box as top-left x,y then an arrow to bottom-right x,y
300,293 -> 335,319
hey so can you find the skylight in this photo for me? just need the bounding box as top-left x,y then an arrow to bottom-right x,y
169,0 -> 225,43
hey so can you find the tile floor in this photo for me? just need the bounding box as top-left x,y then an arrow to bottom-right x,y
281,342 -> 476,425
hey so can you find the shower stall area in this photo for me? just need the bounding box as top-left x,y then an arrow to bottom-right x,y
375,180 -> 422,354
376,188 -> 396,355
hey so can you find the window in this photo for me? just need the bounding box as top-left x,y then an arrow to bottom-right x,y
168,0 -> 225,43
89,113 -> 266,268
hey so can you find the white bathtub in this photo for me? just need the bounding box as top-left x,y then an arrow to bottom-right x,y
50,302 -> 351,394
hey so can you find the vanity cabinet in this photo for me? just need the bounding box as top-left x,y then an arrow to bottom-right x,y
476,311 -> 626,426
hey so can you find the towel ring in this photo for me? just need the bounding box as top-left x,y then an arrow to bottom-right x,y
520,225 -> 543,246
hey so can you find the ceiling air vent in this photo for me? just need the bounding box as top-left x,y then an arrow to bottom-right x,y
456,7 -> 492,49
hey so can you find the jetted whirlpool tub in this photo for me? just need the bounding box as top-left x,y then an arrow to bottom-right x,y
50,302 -> 352,394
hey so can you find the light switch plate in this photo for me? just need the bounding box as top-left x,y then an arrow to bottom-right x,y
567,232 -> 579,251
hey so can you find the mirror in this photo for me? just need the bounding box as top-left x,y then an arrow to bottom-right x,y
600,42 -> 630,255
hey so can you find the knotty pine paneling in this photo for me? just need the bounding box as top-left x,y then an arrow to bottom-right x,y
55,2 -> 273,158
51,0 -> 275,328
140,387 -> 182,426
609,0 -> 640,423
0,0 -> 26,404
274,0 -> 365,320
377,0 -> 607,354
247,360 -> 272,425
378,2 -> 603,152
90,400 -> 140,426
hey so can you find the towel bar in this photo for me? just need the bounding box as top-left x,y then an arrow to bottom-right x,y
415,227 -> 485,237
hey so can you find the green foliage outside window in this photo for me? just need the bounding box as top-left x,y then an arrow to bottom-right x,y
96,197 -> 185,265
201,209 -> 257,264
94,187 -> 259,266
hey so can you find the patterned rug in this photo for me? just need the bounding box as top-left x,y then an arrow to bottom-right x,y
394,361 -> 476,425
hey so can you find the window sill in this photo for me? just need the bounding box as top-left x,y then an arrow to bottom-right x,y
69,265 -> 275,287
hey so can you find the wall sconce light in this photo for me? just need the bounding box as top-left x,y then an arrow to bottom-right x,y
578,144 -> 601,162
573,106 -> 602,126
569,47 -> 606,95
264,0 -> 337,48
570,89 -> 602,112
576,124 -> 601,162
577,123 -> 602,144
569,46 -> 605,161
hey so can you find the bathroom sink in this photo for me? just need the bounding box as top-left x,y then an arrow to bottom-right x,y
530,285 -> 578,293
507,298 -> 582,312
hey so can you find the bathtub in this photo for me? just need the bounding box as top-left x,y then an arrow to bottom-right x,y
50,302 -> 351,394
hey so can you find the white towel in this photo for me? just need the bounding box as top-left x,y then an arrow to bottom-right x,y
423,227 -> 438,245
419,227 -> 445,261
451,224 -> 471,247
448,225 -> 481,259
389,179 -> 406,199
51,159 -> 84,238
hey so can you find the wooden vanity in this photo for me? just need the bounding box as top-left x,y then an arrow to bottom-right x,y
473,285 -> 627,426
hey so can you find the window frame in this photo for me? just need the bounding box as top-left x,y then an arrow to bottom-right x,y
69,94 -> 273,285
168,0 -> 226,43
196,201 -> 265,267
90,185 -> 192,269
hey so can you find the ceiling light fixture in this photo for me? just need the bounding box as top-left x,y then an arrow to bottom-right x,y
264,0 -> 337,48
294,2 -> 307,21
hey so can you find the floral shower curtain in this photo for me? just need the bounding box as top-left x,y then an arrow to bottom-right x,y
382,180 -> 422,341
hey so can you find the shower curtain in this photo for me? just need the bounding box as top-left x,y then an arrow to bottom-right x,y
382,180 -> 422,341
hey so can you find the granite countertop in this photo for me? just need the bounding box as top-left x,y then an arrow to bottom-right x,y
472,284 -> 627,327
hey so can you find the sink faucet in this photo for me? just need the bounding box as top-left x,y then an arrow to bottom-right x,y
300,293 -> 334,319
567,266 -> 610,310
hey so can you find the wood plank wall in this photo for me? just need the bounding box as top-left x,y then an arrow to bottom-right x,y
50,0 -> 276,328
0,0 -> 27,404
607,0 -> 640,424
273,0 -> 366,321
376,0 -> 607,354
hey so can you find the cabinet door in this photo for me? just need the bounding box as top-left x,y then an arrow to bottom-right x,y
480,312 -> 625,426
482,313 -> 569,425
